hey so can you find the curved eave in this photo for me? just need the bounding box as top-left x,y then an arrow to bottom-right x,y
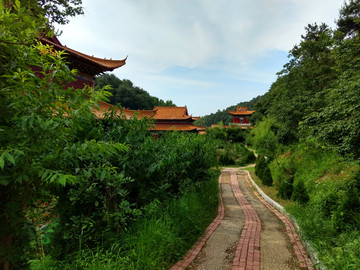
228,110 -> 255,116
39,37 -> 127,72
154,116 -> 194,121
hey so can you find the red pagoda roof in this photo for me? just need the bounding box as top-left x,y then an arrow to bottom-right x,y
228,106 -> 255,116
39,35 -> 127,75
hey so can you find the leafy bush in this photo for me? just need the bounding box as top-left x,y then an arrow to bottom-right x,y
277,175 -> 293,199
291,180 -> 309,204
219,151 -> 235,165
235,144 -> 256,166
261,166 -> 273,186
47,118 -> 218,258
32,171 -> 220,269
255,156 -> 273,186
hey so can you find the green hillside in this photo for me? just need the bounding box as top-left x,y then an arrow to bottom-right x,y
248,1 -> 360,268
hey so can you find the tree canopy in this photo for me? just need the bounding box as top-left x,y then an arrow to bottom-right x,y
95,74 -> 176,110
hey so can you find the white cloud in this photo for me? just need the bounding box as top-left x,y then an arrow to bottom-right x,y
57,0 -> 342,115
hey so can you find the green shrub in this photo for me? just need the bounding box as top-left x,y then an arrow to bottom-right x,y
291,180 -> 309,204
254,156 -> 265,178
235,145 -> 256,166
255,156 -> 273,186
277,175 -> 293,199
219,151 -> 235,165
226,127 -> 246,143
261,166 -> 273,186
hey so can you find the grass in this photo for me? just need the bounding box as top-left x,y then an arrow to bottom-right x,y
252,143 -> 360,269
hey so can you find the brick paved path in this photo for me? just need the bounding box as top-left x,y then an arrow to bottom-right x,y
230,171 -> 261,270
170,168 -> 314,270
254,192 -> 314,269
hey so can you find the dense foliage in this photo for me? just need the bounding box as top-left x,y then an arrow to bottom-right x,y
248,0 -> 360,267
0,1 -> 219,269
32,172 -> 219,270
0,1 -> 94,268
94,74 -> 175,110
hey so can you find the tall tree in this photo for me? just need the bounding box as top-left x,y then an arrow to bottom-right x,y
264,23 -> 336,144
3,0 -> 83,26
336,0 -> 360,39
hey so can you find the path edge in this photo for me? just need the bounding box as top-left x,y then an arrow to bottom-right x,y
241,169 -> 326,270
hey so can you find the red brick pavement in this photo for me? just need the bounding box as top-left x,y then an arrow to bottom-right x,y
253,191 -> 314,270
242,173 -> 314,270
171,169 -> 314,270
170,172 -> 225,270
230,171 -> 261,270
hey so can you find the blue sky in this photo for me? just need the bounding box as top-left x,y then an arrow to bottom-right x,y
57,0 -> 342,116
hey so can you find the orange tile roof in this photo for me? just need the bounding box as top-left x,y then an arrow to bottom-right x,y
124,108 -> 156,119
92,101 -> 121,119
228,106 -> 255,116
152,106 -> 193,120
39,36 -> 127,72
150,123 -> 198,131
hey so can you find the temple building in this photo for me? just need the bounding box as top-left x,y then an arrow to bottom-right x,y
40,35 -> 201,133
228,106 -> 255,128
151,106 -> 198,132
95,103 -> 200,132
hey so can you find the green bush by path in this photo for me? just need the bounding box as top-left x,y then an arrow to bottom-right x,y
31,170 -> 220,270
255,156 -> 273,186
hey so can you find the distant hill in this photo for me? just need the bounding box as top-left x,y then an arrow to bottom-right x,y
195,95 -> 264,127
94,74 -> 175,110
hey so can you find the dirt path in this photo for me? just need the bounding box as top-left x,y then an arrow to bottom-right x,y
171,168 -> 313,270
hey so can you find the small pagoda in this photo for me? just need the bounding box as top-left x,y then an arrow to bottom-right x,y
228,106 -> 255,128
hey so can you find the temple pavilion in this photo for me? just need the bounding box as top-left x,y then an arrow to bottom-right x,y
41,35 -> 200,132
228,106 -> 255,128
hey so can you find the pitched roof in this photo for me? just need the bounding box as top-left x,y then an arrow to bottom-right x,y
228,106 -> 255,116
39,35 -> 127,74
92,101 -> 121,119
152,106 -> 193,120
151,123 -> 198,131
